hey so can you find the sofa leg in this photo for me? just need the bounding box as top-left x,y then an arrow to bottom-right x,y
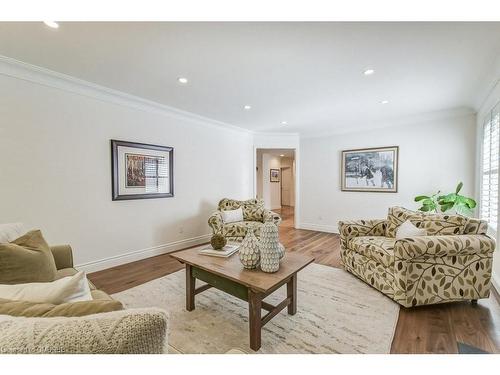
471,299 -> 478,305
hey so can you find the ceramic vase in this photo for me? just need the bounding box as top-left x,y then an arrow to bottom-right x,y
278,243 -> 285,259
259,222 -> 281,273
239,230 -> 260,269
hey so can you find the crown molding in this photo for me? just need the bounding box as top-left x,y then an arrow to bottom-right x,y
300,106 -> 476,139
0,55 -> 253,135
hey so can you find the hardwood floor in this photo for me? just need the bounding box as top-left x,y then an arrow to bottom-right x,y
88,205 -> 500,354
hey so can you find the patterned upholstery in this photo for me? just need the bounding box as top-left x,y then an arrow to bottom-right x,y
386,206 -> 467,237
348,237 -> 395,268
208,198 -> 281,241
339,207 -> 495,307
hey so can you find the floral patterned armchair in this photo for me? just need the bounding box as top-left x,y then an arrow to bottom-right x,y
339,207 -> 495,307
208,198 -> 281,242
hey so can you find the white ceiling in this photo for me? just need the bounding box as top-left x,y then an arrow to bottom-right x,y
257,148 -> 295,158
0,22 -> 499,135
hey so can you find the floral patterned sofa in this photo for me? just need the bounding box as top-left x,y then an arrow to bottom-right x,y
208,198 -> 281,242
339,207 -> 496,307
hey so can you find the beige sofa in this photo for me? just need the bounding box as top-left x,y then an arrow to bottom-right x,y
208,198 -> 281,242
0,223 -> 168,354
339,207 -> 496,307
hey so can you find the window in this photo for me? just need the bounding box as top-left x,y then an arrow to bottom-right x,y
481,101 -> 500,230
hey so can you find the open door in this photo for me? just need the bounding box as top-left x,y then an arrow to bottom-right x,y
281,166 -> 293,206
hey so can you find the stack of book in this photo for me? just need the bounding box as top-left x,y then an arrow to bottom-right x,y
198,244 -> 239,258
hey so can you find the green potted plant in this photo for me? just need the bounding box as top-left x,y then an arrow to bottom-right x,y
414,182 -> 477,216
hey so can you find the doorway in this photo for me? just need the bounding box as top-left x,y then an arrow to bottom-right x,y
255,148 -> 296,227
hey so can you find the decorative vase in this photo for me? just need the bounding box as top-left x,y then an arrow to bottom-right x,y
278,243 -> 285,259
239,230 -> 260,269
259,222 -> 281,273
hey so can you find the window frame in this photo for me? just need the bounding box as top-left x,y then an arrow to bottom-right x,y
479,101 -> 500,236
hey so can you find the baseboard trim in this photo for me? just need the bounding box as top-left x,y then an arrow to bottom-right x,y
76,234 -> 211,273
297,222 -> 339,234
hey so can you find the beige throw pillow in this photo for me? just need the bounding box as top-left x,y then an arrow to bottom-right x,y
0,271 -> 92,304
395,220 -> 427,240
221,207 -> 244,223
0,230 -> 57,284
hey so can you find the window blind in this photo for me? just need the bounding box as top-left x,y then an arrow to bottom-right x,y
481,101 -> 500,229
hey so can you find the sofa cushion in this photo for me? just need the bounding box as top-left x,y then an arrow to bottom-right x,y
348,236 -> 395,268
242,204 -> 265,222
91,289 -> 113,301
56,267 -> 99,291
0,298 -> 123,317
0,271 -> 92,304
218,198 -> 265,222
223,221 -> 263,238
386,207 -> 466,238
0,230 -> 57,284
221,207 -> 244,223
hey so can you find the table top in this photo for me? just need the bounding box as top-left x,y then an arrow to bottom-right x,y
170,246 -> 315,293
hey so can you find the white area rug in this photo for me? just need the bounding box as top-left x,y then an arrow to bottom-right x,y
114,262 -> 399,353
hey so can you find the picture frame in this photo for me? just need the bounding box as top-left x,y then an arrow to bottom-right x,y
341,146 -> 398,193
111,140 -> 174,200
270,168 -> 280,182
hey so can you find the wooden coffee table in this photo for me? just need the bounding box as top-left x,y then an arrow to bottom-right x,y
171,247 -> 314,351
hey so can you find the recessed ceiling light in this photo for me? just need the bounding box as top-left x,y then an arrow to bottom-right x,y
244,105 -> 252,110
280,154 -> 285,157
363,69 -> 375,76
281,121 -> 288,125
381,100 -> 389,104
177,77 -> 188,84
43,21 -> 59,29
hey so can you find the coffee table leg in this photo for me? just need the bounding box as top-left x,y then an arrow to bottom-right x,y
287,274 -> 297,315
248,289 -> 262,351
186,264 -> 195,311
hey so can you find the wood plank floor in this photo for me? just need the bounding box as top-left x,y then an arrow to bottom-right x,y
88,205 -> 500,354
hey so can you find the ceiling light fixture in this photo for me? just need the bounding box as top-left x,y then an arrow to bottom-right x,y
244,105 -> 252,110
281,121 -> 288,125
177,77 -> 188,84
381,100 -> 389,104
280,154 -> 285,157
363,69 -> 375,76
43,21 -> 59,29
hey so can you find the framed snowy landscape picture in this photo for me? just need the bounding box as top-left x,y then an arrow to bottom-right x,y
341,146 -> 399,192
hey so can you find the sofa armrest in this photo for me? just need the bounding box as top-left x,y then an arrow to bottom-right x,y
338,219 -> 387,240
50,245 -> 74,270
394,234 -> 495,260
208,211 -> 223,234
263,210 -> 282,226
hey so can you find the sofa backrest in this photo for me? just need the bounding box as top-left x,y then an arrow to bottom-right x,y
463,217 -> 489,235
386,207 -> 469,237
0,223 -> 27,243
218,198 -> 265,222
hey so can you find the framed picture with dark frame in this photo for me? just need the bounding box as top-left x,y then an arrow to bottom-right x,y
341,146 -> 398,193
270,168 -> 280,182
111,140 -> 174,200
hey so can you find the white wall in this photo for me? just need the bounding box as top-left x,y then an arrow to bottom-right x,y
0,73 -> 253,271
476,79 -> 500,293
299,114 -> 477,233
262,154 -> 282,210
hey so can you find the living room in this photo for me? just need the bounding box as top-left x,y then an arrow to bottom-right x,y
1,1 -> 499,372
